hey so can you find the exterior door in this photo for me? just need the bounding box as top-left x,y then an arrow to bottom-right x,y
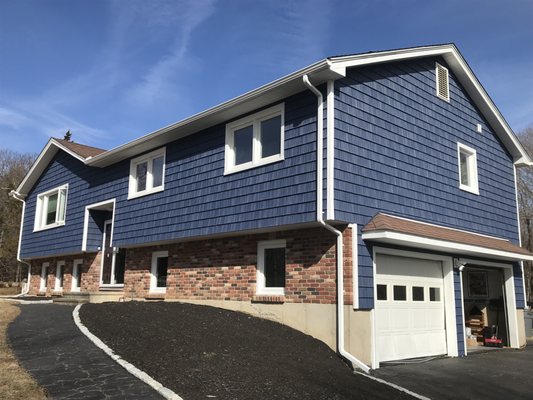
375,254 -> 447,362
101,221 -> 113,285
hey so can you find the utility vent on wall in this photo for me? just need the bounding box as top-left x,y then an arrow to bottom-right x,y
436,63 -> 450,101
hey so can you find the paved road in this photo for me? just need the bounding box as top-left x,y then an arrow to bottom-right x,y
8,304 -> 162,400
373,346 -> 533,400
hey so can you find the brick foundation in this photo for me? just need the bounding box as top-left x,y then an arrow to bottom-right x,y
26,226 -> 355,305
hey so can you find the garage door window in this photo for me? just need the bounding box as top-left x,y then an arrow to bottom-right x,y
377,284 -> 387,301
412,286 -> 424,301
430,287 -> 441,301
393,285 -> 407,301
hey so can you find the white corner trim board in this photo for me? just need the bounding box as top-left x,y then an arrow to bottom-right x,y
72,305 -> 183,400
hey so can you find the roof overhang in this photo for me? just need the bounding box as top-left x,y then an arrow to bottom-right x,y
362,213 -> 533,262
13,138 -> 87,198
83,43 -> 530,168
362,230 -> 533,262
15,44 -> 532,197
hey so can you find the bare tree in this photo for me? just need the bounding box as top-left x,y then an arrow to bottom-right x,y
0,149 -> 35,282
517,126 -> 533,306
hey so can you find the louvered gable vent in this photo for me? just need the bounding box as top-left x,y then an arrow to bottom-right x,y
436,63 -> 450,101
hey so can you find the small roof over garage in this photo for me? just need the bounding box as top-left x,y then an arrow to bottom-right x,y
362,213 -> 533,262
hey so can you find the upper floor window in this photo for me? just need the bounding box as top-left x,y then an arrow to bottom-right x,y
436,63 -> 450,102
457,143 -> 479,194
128,147 -> 166,199
34,184 -> 68,231
256,239 -> 286,295
224,103 -> 284,174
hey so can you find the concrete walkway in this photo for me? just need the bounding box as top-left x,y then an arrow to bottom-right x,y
373,346 -> 533,400
7,304 -> 162,400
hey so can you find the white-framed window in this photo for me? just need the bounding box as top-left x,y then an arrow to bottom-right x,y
71,259 -> 83,292
55,261 -> 65,291
34,184 -> 68,231
128,147 -> 166,199
436,62 -> 450,102
40,262 -> 49,292
256,239 -> 286,295
457,142 -> 479,194
224,103 -> 284,174
150,251 -> 169,292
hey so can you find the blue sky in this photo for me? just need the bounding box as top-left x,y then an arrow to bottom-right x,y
1,0 -> 532,154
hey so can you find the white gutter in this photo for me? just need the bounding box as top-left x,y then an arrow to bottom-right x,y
303,75 -> 370,373
9,190 -> 31,296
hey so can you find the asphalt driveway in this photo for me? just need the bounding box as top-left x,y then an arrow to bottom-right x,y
373,346 -> 533,400
7,304 -> 162,400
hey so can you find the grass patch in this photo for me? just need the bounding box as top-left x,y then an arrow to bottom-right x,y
0,302 -> 47,399
0,287 -> 20,296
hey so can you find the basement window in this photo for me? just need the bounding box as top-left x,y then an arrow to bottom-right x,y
436,63 -> 450,101
150,251 -> 168,292
257,240 -> 286,295
457,143 -> 479,194
55,261 -> 65,291
225,104 -> 284,174
34,184 -> 68,231
128,147 -> 166,199
40,262 -> 49,292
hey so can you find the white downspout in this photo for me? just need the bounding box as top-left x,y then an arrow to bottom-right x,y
9,190 -> 31,297
303,75 -> 370,373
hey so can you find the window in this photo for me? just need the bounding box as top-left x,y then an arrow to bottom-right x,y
40,262 -> 49,292
71,259 -> 83,291
34,184 -> 68,231
377,284 -> 387,301
430,287 -> 441,302
225,104 -> 284,174
128,147 -> 166,199
150,251 -> 168,292
393,285 -> 407,301
436,62 -> 450,101
457,143 -> 479,194
55,261 -> 65,291
257,240 -> 286,295
412,286 -> 424,301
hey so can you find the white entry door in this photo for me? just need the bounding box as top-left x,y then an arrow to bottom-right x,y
376,254 -> 447,362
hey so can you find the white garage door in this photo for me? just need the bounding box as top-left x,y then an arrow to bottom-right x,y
376,254 -> 447,362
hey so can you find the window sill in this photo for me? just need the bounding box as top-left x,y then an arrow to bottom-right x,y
459,185 -> 479,195
146,292 -> 166,300
224,155 -> 284,175
33,222 -> 65,233
252,295 -> 285,304
127,185 -> 164,200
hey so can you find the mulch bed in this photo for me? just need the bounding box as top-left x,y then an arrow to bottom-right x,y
80,302 -> 411,400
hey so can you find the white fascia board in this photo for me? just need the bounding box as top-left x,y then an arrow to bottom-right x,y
16,138 -> 88,197
329,44 -> 532,166
87,60 -> 344,168
361,230 -> 533,262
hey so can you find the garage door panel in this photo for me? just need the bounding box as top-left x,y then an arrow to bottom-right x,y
376,254 -> 447,363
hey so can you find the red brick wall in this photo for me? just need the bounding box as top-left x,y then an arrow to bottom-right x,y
26,225 -> 356,305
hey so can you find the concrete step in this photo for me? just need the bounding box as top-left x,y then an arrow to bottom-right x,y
53,293 -> 90,305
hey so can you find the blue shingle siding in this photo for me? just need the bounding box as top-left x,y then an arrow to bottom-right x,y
334,57 -> 521,309
454,269 -> 466,356
20,91 -> 319,258
514,262 -> 525,308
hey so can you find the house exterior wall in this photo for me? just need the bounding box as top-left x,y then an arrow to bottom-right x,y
20,90 -> 319,259
333,57 -> 522,309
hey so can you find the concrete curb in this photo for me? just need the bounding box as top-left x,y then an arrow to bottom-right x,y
354,371 -> 430,400
73,304 -> 183,400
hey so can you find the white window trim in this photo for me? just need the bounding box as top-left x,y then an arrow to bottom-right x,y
128,147 -> 166,199
436,62 -> 450,102
40,262 -> 49,292
71,259 -> 83,292
33,184 -> 68,232
224,103 -> 285,174
457,142 -> 479,195
54,261 -> 65,291
150,251 -> 169,293
256,239 -> 286,296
